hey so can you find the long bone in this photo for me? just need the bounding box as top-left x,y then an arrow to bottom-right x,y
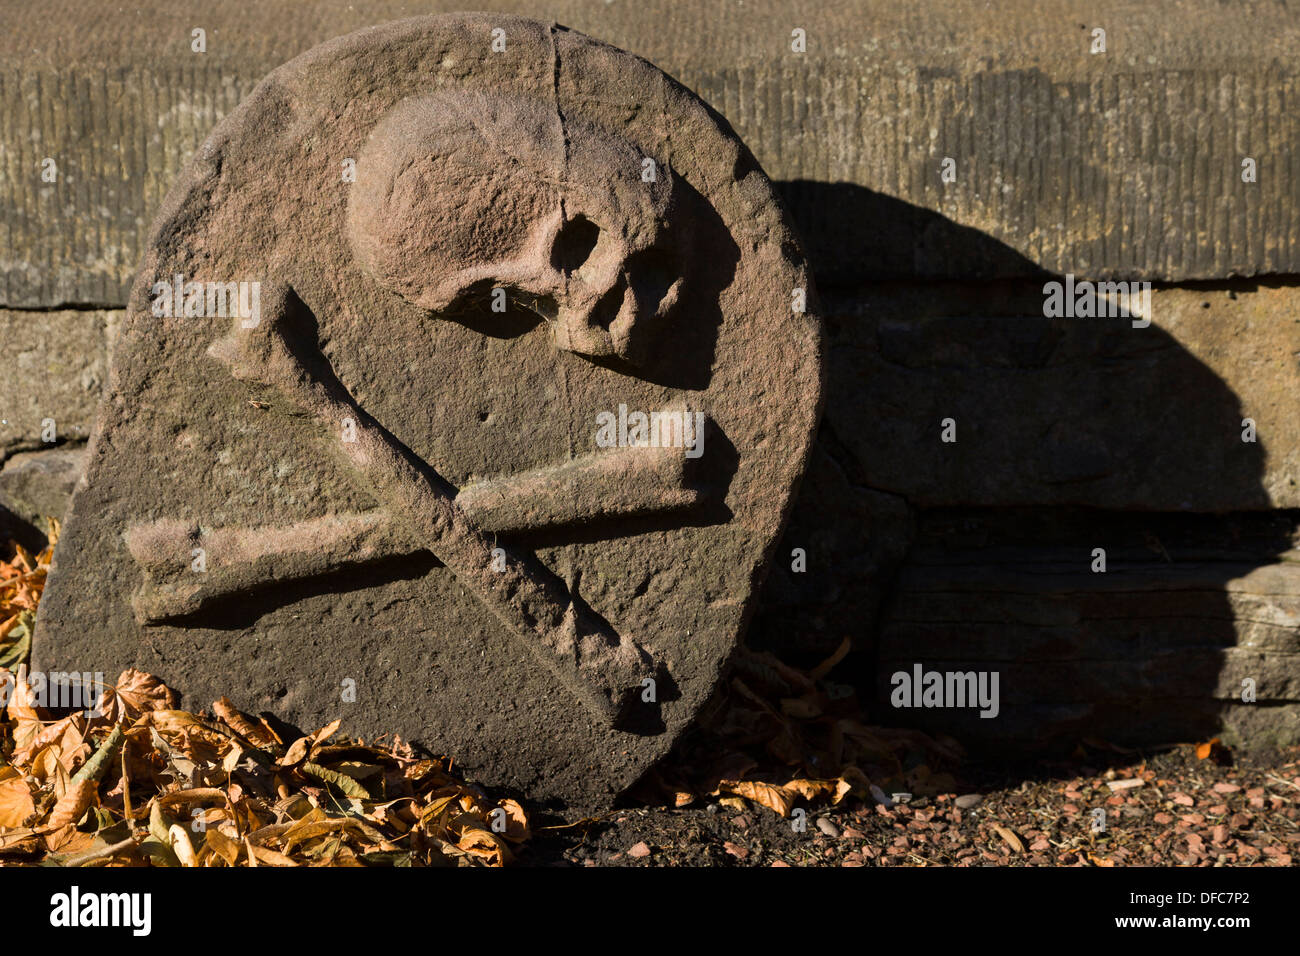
205,286 -> 654,727
127,441 -> 704,624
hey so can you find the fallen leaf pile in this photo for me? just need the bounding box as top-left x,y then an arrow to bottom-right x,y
633,638 -> 965,818
0,664 -> 529,866
0,518 -> 55,670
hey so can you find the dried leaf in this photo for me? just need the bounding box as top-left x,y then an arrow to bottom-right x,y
0,772 -> 35,827
456,827 -> 511,866
42,778 -> 97,847
992,824 -> 1025,854
496,799 -> 530,842
1196,737 -> 1226,761
41,724 -> 124,839
717,779 -> 796,817
282,816 -> 384,853
0,827 -> 41,854
204,827 -> 242,866
212,696 -> 277,748
279,735 -> 312,768
833,766 -> 871,804
783,778 -> 840,801
6,665 -> 43,753
0,612 -> 32,669
167,824 -> 198,867
247,844 -> 298,866
301,761 -> 370,800
111,669 -> 178,717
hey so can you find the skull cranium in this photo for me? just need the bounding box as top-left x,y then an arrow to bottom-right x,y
346,91 -> 693,366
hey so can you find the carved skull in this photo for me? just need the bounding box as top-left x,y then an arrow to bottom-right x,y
347,91 -> 694,366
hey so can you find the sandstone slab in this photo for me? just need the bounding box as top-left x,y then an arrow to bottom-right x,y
0,308 -> 118,460
0,445 -> 85,528
6,1 -> 1300,306
876,510 -> 1300,751
34,15 -> 824,807
826,281 -> 1300,511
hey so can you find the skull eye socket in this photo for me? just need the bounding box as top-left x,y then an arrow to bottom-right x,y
550,215 -> 601,274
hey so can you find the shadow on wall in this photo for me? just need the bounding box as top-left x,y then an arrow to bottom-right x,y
774,180 -> 1054,283
759,179 -> 1293,755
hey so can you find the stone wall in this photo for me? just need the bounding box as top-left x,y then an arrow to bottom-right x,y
3,0 -> 1298,752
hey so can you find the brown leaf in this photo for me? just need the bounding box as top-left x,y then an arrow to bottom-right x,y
312,719 -> 342,746
992,824 -> 1025,854
0,828 -> 40,854
12,715 -> 84,773
279,735 -> 313,768
456,827 -> 511,865
203,827 -> 243,866
282,816 -> 385,853
149,710 -> 230,764
835,766 -> 872,803
1196,737 -> 1226,761
6,665 -> 44,754
167,825 -> 198,867
718,779 -> 796,817
0,771 -> 35,827
247,844 -> 297,866
496,798 -> 530,843
783,777 -> 840,801
42,777 -> 98,839
112,669 -> 178,717
212,696 -> 276,747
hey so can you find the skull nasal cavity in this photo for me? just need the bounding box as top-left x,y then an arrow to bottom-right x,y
551,216 -> 601,274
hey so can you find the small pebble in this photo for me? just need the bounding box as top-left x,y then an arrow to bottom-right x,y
816,818 -> 841,838
724,841 -> 750,860
627,842 -> 651,859
955,793 -> 983,809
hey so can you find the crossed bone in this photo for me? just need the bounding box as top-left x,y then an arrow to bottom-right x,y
128,284 -> 704,727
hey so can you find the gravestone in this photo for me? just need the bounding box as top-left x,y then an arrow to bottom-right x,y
34,14 -> 824,806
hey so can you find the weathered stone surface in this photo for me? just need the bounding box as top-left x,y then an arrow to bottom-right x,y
0,309 -> 118,459
875,510 -> 1300,751
5,1 -> 1300,305
825,281 -> 1300,511
751,444 -> 914,664
0,445 -> 85,527
34,15 -> 824,807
